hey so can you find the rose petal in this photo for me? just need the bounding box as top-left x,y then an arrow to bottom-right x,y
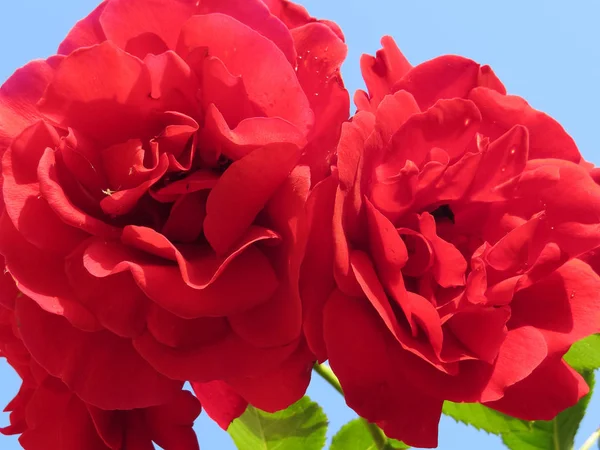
332,187 -> 363,296
59,129 -> 107,197
197,0 -> 297,63
262,0 -> 315,29
485,358 -> 588,420
16,296 -> 182,409
228,168 -> 309,347
0,256 -> 19,311
486,212 -> 547,273
366,198 -> 442,341
204,142 -> 302,254
120,225 -> 278,286
65,242 -> 148,339
195,55 -> 262,128
192,380 -> 247,430
144,390 -> 201,450
154,112 -> 199,170
357,36 -> 412,110
468,125 -> 529,201
477,65 -> 506,94
0,59 -> 56,148
227,341 -> 313,412
0,212 -> 99,331
83,231 -> 279,318
470,87 -> 581,162
38,41 -> 154,145
133,329 -> 297,381
419,213 -> 467,288
37,149 -> 121,238
386,98 -> 481,172
350,250 -> 446,368
300,175 -> 337,361
509,259 -> 600,356
374,90 -> 421,143
292,22 -> 349,180
58,2 -> 107,55
100,154 -> 169,216
323,290 -> 442,448
448,307 -> 509,364
480,326 -> 548,402
146,303 -> 229,349
2,122 -> 87,256
151,170 -> 219,203
99,0 -> 195,50
161,191 -> 207,244
392,55 -> 480,111
144,51 -> 200,116
399,228 -> 434,277
20,379 -> 109,450
177,13 -> 312,132
101,139 -> 155,191
203,104 -> 306,161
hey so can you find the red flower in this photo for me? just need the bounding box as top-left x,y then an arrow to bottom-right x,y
0,302 -> 201,450
0,0 -> 348,419
301,37 -> 600,448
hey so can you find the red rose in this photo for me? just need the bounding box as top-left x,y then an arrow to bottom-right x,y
0,0 -> 348,420
0,301 -> 201,450
301,37 -> 600,448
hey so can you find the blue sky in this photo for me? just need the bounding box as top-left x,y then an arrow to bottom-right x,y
0,1 -> 599,449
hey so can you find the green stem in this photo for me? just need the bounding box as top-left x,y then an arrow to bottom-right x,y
312,362 -> 343,395
579,428 -> 600,450
313,363 -> 389,450
361,418 -> 389,450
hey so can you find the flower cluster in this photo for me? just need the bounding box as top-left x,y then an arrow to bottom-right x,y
1,1 -> 599,449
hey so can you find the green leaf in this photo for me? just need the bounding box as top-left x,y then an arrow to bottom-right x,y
502,371 -> 595,450
330,419 -> 409,450
442,401 -> 531,434
228,396 -> 328,450
564,334 -> 600,372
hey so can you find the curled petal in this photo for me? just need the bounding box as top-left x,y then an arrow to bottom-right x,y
2,122 -> 88,256
356,36 -> 412,110
470,87 -> 581,162
83,231 -> 279,318
37,149 -> 122,238
203,104 -> 306,161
